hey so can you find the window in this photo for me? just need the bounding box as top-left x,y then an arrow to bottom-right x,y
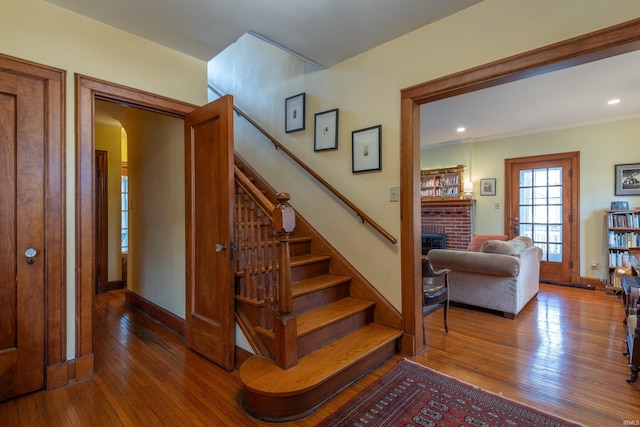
121,163 -> 128,253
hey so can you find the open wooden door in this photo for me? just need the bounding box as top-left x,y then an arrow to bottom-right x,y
0,69 -> 46,400
184,95 -> 235,371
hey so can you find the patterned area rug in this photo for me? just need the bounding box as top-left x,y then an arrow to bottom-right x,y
319,359 -> 583,427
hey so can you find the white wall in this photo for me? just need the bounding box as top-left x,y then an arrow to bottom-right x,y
121,110 -> 186,318
209,0 -> 640,309
1,0 -> 206,359
422,117 -> 640,281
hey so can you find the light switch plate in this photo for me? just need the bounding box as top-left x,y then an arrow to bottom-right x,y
389,186 -> 399,202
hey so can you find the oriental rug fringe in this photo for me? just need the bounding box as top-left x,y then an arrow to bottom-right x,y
318,359 -> 584,427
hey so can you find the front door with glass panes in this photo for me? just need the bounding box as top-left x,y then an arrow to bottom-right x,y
505,153 -> 579,282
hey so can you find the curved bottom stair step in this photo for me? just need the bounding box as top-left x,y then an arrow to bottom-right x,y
239,322 -> 402,422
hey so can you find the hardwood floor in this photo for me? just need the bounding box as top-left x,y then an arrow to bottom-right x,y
1,284 -> 638,426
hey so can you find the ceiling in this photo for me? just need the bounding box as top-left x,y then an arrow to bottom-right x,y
53,0 -> 640,146
421,48 -> 640,147
45,0 -> 481,68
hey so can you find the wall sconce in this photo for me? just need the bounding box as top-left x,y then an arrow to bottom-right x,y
463,181 -> 474,199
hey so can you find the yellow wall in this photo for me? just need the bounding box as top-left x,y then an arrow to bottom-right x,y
422,117 -> 640,281
209,0 -> 640,309
120,109 -> 186,318
95,123 -> 123,282
4,0 -> 640,360
0,0 -> 206,359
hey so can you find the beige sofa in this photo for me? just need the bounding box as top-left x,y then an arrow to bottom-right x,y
428,236 -> 543,319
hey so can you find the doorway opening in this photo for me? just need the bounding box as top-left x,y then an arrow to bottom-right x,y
399,20 -> 640,357
75,76 -> 196,379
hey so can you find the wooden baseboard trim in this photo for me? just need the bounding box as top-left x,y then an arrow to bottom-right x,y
578,276 -> 606,290
46,361 -> 71,390
124,290 -> 185,337
97,280 -> 125,294
234,346 -> 253,370
74,353 -> 95,381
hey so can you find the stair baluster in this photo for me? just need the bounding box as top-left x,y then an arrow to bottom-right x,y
234,168 -> 298,367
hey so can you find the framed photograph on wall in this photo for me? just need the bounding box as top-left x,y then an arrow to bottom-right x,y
615,163 -> 640,196
480,178 -> 496,196
352,125 -> 381,173
314,108 -> 339,151
285,92 -> 305,133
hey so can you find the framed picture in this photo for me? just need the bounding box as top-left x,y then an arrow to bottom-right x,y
352,125 -> 381,173
480,178 -> 496,196
314,108 -> 339,151
285,92 -> 305,133
615,163 -> 640,196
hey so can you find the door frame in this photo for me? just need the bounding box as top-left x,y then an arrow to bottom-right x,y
399,19 -> 640,356
0,54 -> 66,389
75,75 -> 198,379
505,152 -> 580,283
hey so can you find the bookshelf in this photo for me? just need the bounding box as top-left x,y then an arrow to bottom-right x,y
606,209 -> 640,290
420,165 -> 464,201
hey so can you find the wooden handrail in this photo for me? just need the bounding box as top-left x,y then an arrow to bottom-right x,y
209,85 -> 397,245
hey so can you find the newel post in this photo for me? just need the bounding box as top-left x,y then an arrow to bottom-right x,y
272,193 -> 297,369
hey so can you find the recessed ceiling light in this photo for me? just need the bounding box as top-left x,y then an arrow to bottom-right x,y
456,127 -> 466,133
608,99 -> 621,105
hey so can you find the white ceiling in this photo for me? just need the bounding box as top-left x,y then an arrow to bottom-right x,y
53,0 -> 640,146
421,49 -> 640,147
45,0 -> 481,67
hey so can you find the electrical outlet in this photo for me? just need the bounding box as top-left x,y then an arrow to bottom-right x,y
494,202 -> 501,209
389,186 -> 399,202
591,263 -> 598,270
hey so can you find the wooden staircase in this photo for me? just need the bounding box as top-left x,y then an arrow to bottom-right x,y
234,155 -> 402,422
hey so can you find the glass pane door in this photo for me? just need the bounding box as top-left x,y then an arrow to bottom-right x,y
506,152 -> 577,283
518,167 -> 563,262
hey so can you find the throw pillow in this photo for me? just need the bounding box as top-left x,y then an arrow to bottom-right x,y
480,236 -> 532,255
467,234 -> 508,252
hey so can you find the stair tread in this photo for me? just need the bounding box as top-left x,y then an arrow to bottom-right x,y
296,297 -> 375,336
292,274 -> 351,297
240,323 -> 401,394
291,253 -> 331,266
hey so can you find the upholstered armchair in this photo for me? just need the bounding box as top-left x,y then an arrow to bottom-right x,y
428,236 -> 543,319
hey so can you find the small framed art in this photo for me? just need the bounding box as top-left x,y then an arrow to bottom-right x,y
480,178 -> 496,196
352,125 -> 381,173
314,108 -> 339,151
285,92 -> 305,133
615,163 -> 640,196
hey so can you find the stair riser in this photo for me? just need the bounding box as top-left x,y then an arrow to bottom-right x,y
297,308 -> 374,358
293,282 -> 350,314
235,300 -> 267,330
289,239 -> 311,256
291,260 -> 330,281
242,338 -> 399,422
235,259 -> 329,290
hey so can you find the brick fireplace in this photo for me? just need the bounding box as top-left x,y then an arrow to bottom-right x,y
421,200 -> 475,250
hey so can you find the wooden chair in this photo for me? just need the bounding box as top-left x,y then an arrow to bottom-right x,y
624,286 -> 640,383
422,257 -> 450,344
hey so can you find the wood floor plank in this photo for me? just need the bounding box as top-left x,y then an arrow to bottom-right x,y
0,285 -> 639,426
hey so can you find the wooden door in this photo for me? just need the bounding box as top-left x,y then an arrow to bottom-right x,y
0,70 -> 46,400
95,150 -> 108,293
505,152 -> 580,283
184,95 -> 235,371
